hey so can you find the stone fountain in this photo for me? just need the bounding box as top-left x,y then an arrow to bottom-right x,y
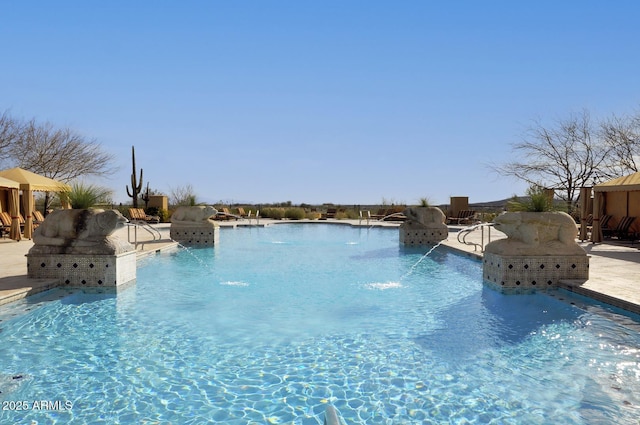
169,205 -> 220,246
27,209 -> 136,287
399,206 -> 448,246
483,211 -> 588,291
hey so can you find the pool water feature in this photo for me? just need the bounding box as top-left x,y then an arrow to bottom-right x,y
0,224 -> 639,424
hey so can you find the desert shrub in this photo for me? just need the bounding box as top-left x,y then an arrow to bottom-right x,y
331,208 -> 358,220
60,182 -> 113,209
507,185 -> 554,212
480,212 -> 498,222
146,207 -> 170,222
306,211 -> 322,220
260,208 -> 284,219
284,208 -> 305,220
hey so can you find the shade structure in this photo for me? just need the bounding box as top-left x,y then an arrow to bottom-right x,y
0,176 -> 19,189
0,168 -> 71,239
591,192 -> 604,243
0,177 -> 20,240
9,187 -> 21,241
0,168 -> 70,192
578,187 -> 590,241
594,171 -> 640,193
592,171 -> 640,241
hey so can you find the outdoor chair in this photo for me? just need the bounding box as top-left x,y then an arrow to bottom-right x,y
236,207 -> 248,218
0,212 -> 24,234
447,210 -> 477,225
214,208 -> 239,221
0,212 -> 11,237
380,208 -> 407,221
370,208 -> 387,220
33,210 -> 45,225
320,208 -> 337,220
603,216 -> 636,240
128,208 -> 160,224
578,213 -> 593,240
16,213 -> 26,228
598,214 -> 613,234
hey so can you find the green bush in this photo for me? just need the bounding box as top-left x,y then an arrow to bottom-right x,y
507,185 -> 554,212
146,207 -> 170,223
60,182 -> 113,209
260,208 -> 284,219
284,208 -> 305,220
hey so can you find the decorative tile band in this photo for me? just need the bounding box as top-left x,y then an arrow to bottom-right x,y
400,228 -> 447,246
170,226 -> 219,246
27,252 -> 136,287
483,252 -> 589,290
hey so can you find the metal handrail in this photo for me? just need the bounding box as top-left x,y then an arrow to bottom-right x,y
456,222 -> 495,252
247,210 -> 260,225
359,210 -> 371,226
126,221 -> 162,247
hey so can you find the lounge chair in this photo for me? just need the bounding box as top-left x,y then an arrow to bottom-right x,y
447,210 -> 477,225
598,214 -> 613,234
370,208 -> 387,220
320,208 -> 337,220
0,212 -> 11,237
578,213 -> 593,240
214,207 -> 240,221
128,208 -> 160,224
603,216 -> 636,240
0,211 -> 24,234
236,207 -> 248,218
33,210 -> 45,225
17,213 -> 26,228
380,208 -> 407,221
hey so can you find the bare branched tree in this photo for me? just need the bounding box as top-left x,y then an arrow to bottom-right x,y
0,110 -> 21,165
169,184 -> 198,207
491,110 -> 611,211
11,119 -> 116,181
600,111 -> 640,177
9,119 -> 117,211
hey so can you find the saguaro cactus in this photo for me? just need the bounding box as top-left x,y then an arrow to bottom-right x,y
126,146 -> 143,208
141,182 -> 150,209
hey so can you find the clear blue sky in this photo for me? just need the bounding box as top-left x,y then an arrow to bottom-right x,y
2,1 -> 639,206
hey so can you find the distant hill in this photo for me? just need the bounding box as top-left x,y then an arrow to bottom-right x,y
468,197 -> 525,210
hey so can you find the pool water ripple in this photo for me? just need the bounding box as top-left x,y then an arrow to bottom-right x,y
0,224 -> 639,423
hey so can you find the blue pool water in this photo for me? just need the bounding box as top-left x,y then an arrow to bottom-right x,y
1,224 -> 639,424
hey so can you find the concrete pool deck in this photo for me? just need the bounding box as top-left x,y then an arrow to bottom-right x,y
0,219 -> 639,315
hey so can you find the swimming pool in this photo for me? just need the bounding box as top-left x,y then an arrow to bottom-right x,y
1,223 -> 639,424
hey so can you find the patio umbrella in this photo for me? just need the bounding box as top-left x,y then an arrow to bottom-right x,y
0,168 -> 70,239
